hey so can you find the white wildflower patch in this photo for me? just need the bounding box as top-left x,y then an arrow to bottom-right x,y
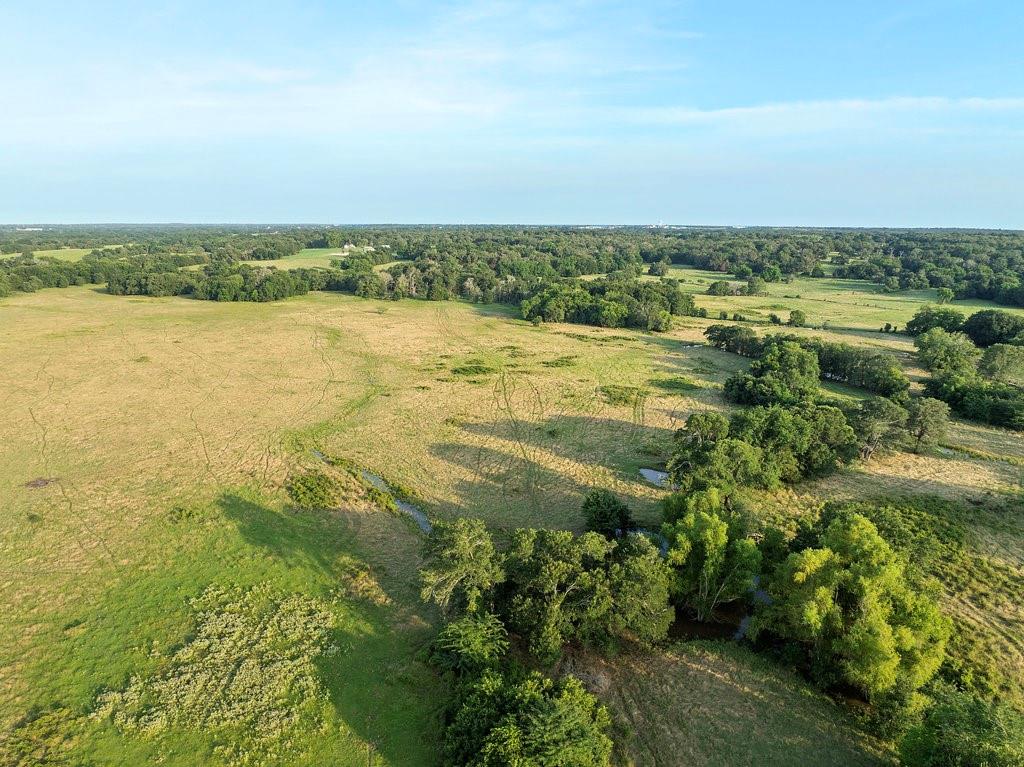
92,584 -> 337,765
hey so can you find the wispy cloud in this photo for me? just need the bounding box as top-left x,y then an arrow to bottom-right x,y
623,96 -> 1024,136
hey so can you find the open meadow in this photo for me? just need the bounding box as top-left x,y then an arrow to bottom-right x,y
1,280 -> 1022,765
652,264 -> 1024,332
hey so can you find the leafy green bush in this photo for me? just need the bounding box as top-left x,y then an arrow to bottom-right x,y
900,685 -> 1024,767
581,489 -> 634,538
442,670 -> 613,767
430,613 -> 510,676
753,514 -> 951,702
286,469 -> 343,509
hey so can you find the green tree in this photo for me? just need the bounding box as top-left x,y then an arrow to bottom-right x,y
442,670 -> 613,767
663,508 -> 760,621
906,306 -> 966,336
754,514 -> 950,700
606,534 -> 674,646
745,276 -> 767,296
724,341 -> 820,406
729,404 -> 857,481
906,398 -> 950,454
430,613 -> 510,675
853,397 -> 909,460
788,309 -> 807,327
647,259 -> 670,276
661,486 -> 729,525
421,519 -> 505,616
914,328 -> 980,374
581,489 -> 633,538
500,530 -> 672,660
935,287 -> 955,304
900,685 -> 1024,767
979,343 -> 1024,385
502,529 -> 614,662
963,309 -> 1024,347
707,280 -> 731,296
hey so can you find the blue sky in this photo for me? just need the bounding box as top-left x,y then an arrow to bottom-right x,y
1,0 -> 1022,226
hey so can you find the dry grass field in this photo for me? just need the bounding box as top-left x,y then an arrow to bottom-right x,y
1,285 -> 1021,765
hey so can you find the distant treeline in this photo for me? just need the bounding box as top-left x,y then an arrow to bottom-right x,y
704,324 -> 910,399
5,225 -> 1024,313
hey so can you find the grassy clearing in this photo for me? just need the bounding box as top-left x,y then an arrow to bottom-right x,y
240,247 -> 345,270
1,285 -> 1021,764
649,264 -> 1024,332
240,247 -> 396,271
575,641 -> 893,766
16,248 -> 95,262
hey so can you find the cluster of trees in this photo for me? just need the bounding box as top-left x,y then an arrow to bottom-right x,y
7,224 -> 1024,308
907,306 -> 1024,347
0,253 -> 113,295
706,276 -> 774,297
669,342 -> 947,494
520,279 -> 698,331
0,250 -> 209,297
108,263 -> 342,302
913,329 -> 1024,431
830,230 -> 1024,308
666,405 -> 858,499
752,512 -> 951,720
419,491 -> 961,761
705,325 -> 910,399
648,445 -> 957,740
420,519 -> 673,664
654,447 -> 1013,759
418,517 -> 675,765
907,306 -> 1024,430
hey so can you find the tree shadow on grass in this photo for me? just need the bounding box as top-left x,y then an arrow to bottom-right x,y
457,414 -> 676,477
429,436 -> 664,533
314,607 -> 443,767
218,492 -> 340,575
219,492 -> 445,766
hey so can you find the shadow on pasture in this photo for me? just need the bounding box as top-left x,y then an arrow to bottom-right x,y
458,414 -> 676,473
314,616 -> 444,767
219,493 -> 445,764
429,435 -> 664,532
218,492 -> 337,574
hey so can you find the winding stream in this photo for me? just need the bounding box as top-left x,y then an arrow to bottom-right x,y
312,450 -> 432,533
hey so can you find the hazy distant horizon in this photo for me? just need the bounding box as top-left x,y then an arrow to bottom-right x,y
5,222 -> 1024,232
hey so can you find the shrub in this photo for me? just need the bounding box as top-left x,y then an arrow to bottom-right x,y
430,613 -> 510,676
92,586 -> 336,759
582,489 -> 634,538
286,469 -> 342,509
442,670 -> 613,767
900,686 -> 1024,767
